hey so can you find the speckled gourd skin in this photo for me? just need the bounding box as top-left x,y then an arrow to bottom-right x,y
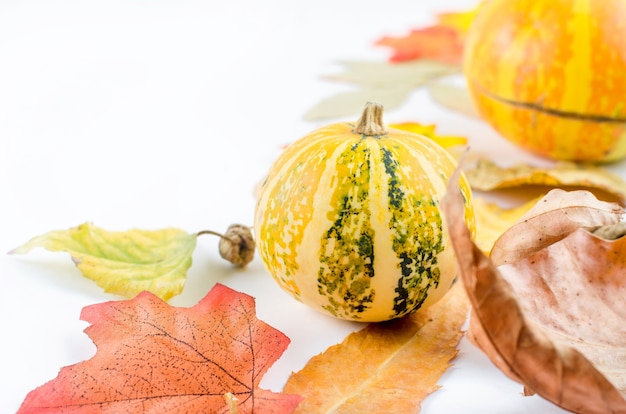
254,117 -> 475,322
464,0 -> 626,162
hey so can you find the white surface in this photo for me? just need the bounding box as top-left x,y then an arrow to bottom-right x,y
0,0 -> 613,412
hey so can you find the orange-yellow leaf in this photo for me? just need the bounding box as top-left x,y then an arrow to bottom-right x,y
472,196 -> 542,255
390,122 -> 467,149
18,284 -> 302,414
436,4 -> 482,36
283,283 -> 469,413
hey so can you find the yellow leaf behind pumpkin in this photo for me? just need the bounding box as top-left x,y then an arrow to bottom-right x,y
390,122 -> 467,149
473,196 -> 543,255
437,3 -> 483,36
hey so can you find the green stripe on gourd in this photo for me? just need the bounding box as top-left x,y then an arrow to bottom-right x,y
318,139 -> 375,320
382,145 -> 444,317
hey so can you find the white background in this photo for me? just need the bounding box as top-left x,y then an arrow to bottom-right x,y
1,0 -> 610,412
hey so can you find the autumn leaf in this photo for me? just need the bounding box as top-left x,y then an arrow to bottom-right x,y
442,170 -> 626,413
465,159 -> 626,202
489,189 -> 625,266
466,159 -> 626,255
10,222 -> 196,300
471,189 -> 621,257
427,81 -> 479,118
304,4 -> 480,121
493,229 -> 626,393
472,196 -> 542,255
375,25 -> 464,64
283,283 -> 469,413
303,60 -> 459,121
322,60 -> 459,86
18,283 -> 302,414
303,84 -> 413,122
374,2 -> 482,63
389,121 -> 467,148
436,4 -> 482,36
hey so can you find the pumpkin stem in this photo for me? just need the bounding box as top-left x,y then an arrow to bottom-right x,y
354,102 -> 386,136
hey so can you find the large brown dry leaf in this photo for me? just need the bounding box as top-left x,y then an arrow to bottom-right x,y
283,283 -> 469,413
466,159 -> 626,202
490,189 -> 624,266
442,171 -> 626,414
496,229 -> 626,395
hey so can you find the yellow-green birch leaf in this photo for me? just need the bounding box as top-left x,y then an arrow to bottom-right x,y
10,222 -> 196,300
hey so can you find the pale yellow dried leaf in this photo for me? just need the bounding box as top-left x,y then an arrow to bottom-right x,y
283,283 -> 469,414
303,60 -> 460,121
324,60 -> 460,87
466,159 -> 626,202
303,86 -> 412,122
427,82 -> 479,118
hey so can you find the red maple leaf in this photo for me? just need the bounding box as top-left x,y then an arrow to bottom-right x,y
18,284 -> 302,413
375,25 -> 464,64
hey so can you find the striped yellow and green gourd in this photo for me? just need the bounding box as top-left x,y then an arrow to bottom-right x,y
464,0 -> 626,162
254,103 -> 475,322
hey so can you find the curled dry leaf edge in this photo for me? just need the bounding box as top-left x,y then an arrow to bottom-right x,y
442,168 -> 626,414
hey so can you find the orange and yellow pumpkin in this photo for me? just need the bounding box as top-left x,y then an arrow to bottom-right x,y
254,103 -> 475,322
464,0 -> 626,162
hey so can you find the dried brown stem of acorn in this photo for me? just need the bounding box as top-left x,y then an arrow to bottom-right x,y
198,224 -> 255,267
